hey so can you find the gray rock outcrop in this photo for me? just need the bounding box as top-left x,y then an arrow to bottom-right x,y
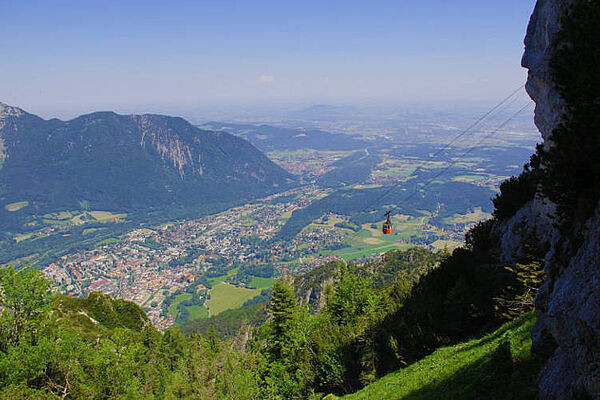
515,0 -> 600,397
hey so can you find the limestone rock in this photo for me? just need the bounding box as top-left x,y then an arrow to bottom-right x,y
520,0 -> 600,397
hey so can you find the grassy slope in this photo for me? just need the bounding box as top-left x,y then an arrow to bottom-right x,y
340,313 -> 539,400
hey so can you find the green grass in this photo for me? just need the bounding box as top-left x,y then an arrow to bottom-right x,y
14,233 -> 34,243
186,305 -> 209,320
168,293 -> 193,317
340,314 -> 539,400
208,275 -> 229,285
451,175 -> 485,183
249,277 -> 275,289
371,166 -> 418,179
323,242 -> 414,260
83,228 -> 104,235
43,211 -> 73,220
206,283 -> 261,316
42,218 -> 72,226
55,211 -> 73,220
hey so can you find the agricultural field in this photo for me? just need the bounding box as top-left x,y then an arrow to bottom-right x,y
267,150 -> 352,177
370,158 -> 449,181
311,212 -> 456,260
38,210 -> 127,227
14,233 -> 35,243
88,211 -> 127,223
206,283 -> 261,316
443,207 -> 492,225
318,221 -> 416,260
8,210 -> 128,245
5,201 -> 29,212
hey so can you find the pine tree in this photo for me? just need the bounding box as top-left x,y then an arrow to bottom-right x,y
265,281 -> 298,359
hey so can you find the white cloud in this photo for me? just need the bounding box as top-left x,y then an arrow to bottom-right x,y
259,75 -> 274,83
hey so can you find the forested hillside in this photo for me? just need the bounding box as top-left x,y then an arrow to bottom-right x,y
0,227 -> 542,399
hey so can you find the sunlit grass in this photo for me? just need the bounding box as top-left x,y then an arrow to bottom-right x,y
341,314 -> 538,400
206,283 -> 261,316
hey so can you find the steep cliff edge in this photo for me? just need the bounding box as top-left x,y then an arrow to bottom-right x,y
504,0 -> 600,397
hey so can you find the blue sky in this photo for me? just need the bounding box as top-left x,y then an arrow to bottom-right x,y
0,0 -> 536,118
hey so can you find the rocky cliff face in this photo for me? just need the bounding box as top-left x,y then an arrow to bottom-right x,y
510,0 -> 600,398
522,0 -> 572,144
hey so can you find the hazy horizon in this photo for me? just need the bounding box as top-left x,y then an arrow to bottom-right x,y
2,0 -> 536,120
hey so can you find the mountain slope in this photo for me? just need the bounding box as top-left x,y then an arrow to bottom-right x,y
338,314 -> 538,400
0,103 -> 295,226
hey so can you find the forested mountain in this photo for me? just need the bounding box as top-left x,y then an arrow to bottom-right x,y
0,103 -> 295,228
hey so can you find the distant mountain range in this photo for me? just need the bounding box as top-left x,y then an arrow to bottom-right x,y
199,122 -> 368,152
0,103 -> 295,225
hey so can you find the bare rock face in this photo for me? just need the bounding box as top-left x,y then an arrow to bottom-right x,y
522,0 -> 573,145
494,196 -> 556,264
521,0 -> 600,398
0,102 -> 25,119
0,102 -> 26,134
536,203 -> 600,398
134,114 -> 199,177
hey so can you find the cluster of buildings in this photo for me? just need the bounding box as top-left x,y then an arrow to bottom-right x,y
42,186 -> 347,329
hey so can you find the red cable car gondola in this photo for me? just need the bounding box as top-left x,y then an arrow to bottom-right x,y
382,210 -> 393,234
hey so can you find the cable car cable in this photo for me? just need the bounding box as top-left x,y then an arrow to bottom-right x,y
354,100 -> 533,236
386,101 -> 534,213
358,85 -> 527,215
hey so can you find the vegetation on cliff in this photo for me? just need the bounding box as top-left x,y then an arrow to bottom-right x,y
0,234 -> 542,399
341,313 -> 538,400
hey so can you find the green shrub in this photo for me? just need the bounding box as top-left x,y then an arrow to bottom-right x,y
465,219 -> 496,253
493,152 -> 541,221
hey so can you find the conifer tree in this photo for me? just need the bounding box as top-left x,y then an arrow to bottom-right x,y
265,281 -> 298,359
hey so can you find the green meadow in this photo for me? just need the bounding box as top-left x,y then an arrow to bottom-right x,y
206,283 -> 261,316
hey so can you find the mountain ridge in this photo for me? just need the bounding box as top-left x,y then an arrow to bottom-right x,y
0,103 -> 295,226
